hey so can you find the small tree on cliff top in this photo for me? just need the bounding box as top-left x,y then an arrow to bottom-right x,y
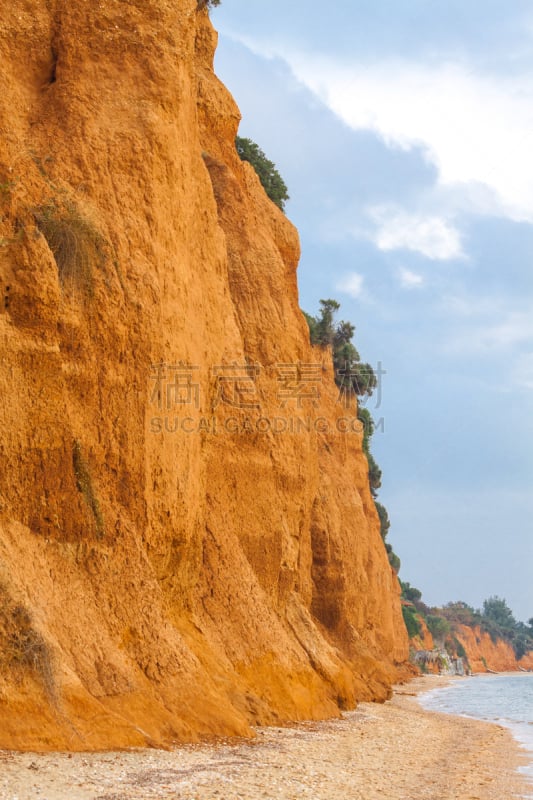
482,596 -> 516,630
197,0 -> 221,11
400,581 -> 422,603
235,136 -> 290,211
305,299 -> 377,399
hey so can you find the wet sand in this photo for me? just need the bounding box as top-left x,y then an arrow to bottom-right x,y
0,676 -> 531,799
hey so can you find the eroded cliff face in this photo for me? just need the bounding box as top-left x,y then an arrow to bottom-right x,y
454,626 -> 533,673
408,615 -> 434,654
406,617 -> 533,675
0,0 -> 408,750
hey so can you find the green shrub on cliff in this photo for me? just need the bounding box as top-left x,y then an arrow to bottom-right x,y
304,299 -> 377,398
375,502 -> 390,543
451,636 -> 467,659
197,0 -> 221,11
426,614 -> 451,642
367,453 -> 382,497
514,635 -> 529,660
479,596 -> 533,658
307,301 -> 379,495
388,550 -> 401,573
304,298 -> 401,572
402,605 -> 421,638
306,299 -> 339,347
400,581 -> 422,603
235,136 -> 289,211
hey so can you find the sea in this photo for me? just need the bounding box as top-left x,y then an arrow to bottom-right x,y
420,674 -> 533,797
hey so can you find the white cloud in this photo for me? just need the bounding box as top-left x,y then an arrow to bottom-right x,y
368,206 -> 463,260
291,58 -> 533,223
398,267 -> 424,288
336,272 -> 364,298
440,295 -> 533,381
227,33 -> 533,224
476,313 -> 533,350
445,310 -> 533,355
441,294 -> 501,317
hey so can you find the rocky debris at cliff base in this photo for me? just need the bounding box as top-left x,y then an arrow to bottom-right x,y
0,682 -> 529,800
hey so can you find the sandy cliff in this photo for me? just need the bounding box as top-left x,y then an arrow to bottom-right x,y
454,625 -> 533,673
408,614 -> 435,654
0,0 -> 408,750
406,612 -> 533,674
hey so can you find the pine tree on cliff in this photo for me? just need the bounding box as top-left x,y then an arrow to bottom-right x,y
235,136 -> 290,211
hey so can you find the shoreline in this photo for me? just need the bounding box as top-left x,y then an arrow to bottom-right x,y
0,676 -> 531,799
415,671 -> 533,796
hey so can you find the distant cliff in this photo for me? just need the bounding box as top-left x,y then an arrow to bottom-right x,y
452,625 -> 533,673
404,598 -> 533,674
0,1 -> 408,750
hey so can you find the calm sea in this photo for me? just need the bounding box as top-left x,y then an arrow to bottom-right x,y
420,674 -> 533,796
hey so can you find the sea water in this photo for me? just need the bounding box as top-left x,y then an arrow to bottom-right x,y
420,674 -> 533,796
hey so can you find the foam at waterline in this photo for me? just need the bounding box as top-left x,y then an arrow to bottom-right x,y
419,674 -> 533,797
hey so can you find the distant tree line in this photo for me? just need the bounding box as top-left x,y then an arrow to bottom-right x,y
442,596 -> 533,661
400,583 -> 533,661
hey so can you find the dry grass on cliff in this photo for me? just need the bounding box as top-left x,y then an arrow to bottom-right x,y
72,439 -> 105,538
34,200 -> 104,297
0,583 -> 56,701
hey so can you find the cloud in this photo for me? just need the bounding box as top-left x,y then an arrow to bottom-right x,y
292,58 -> 533,223
227,34 -> 533,224
440,295 -> 533,379
336,272 -> 364,298
398,267 -> 424,288
368,206 -> 463,260
445,309 -> 533,356
476,313 -> 533,350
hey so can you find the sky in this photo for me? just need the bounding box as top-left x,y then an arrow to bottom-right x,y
210,1 -> 533,622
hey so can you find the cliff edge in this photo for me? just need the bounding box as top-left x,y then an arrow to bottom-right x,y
0,0 -> 408,750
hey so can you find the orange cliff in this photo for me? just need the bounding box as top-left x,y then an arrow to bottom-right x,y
408,613 -> 435,654
454,626 -> 533,673
0,1 -> 409,751
404,612 -> 533,674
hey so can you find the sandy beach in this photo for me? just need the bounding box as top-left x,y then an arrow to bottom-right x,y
0,676 -> 531,800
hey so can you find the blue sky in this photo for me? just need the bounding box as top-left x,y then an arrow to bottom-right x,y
211,1 -> 533,621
